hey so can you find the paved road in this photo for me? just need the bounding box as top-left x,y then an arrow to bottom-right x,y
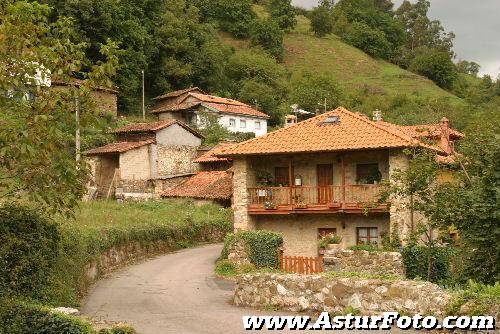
82,244 -> 289,333
82,244 -> 410,334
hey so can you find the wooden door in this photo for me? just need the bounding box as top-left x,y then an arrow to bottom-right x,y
317,164 -> 333,204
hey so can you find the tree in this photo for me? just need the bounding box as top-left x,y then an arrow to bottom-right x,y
198,0 -> 256,38
345,21 -> 392,59
395,0 -> 455,67
238,79 -> 286,125
456,60 -> 481,77
150,1 -> 232,95
269,0 -> 297,31
430,123 -> 500,284
310,0 -> 334,37
195,112 -> 254,146
0,1 -> 118,216
289,71 -> 344,115
250,18 -> 285,61
409,49 -> 457,89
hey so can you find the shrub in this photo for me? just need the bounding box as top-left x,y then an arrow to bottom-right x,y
215,0 -> 256,38
409,49 -> 457,89
402,244 -> 453,283
0,204 -> 60,299
310,0 -> 334,37
0,299 -> 94,334
268,0 -> 297,31
215,259 -> 238,277
221,230 -> 283,268
250,18 -> 285,61
446,280 -> 500,316
345,22 -> 392,59
348,244 -> 381,252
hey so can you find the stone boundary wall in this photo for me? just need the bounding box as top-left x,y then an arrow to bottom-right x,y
323,249 -> 404,276
234,273 -> 452,316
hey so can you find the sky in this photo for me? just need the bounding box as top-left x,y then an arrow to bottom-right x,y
292,0 -> 500,78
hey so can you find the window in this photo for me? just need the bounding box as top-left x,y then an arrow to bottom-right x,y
356,163 -> 381,184
357,227 -> 378,245
240,119 -> 246,128
255,121 -> 261,130
318,228 -> 337,239
274,167 -> 289,186
229,118 -> 236,127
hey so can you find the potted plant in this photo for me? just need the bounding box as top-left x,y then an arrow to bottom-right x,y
318,233 -> 342,250
256,170 -> 273,186
264,200 -> 277,210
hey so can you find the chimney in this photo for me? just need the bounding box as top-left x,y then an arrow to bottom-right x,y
285,115 -> 297,127
372,109 -> 382,121
439,117 -> 452,154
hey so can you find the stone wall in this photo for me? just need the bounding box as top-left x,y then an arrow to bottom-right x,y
120,145 -> 151,180
227,239 -> 251,266
323,249 -> 404,276
232,157 -> 256,231
388,151 -> 411,242
157,145 -> 199,176
234,273 -> 452,316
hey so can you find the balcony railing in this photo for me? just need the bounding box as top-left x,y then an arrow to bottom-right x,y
248,185 -> 387,211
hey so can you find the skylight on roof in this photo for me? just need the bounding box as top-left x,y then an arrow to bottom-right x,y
320,115 -> 340,125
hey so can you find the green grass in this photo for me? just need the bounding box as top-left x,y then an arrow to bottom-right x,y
324,271 -> 405,281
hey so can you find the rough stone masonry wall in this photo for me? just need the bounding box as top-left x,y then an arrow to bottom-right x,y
234,273 -> 452,316
323,249 -> 404,276
157,145 -> 199,176
388,150 -> 411,242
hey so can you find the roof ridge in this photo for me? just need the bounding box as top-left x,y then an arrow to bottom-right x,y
337,107 -> 417,145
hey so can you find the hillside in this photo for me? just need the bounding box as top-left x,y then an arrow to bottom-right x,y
219,9 -> 466,127
221,12 -> 461,104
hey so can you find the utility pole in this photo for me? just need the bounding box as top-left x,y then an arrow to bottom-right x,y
142,70 -> 145,121
317,98 -> 327,114
75,94 -> 80,162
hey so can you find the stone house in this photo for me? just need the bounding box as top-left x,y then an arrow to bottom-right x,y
85,119 -> 203,199
217,107 -> 463,257
150,88 -> 269,137
161,142 -> 236,206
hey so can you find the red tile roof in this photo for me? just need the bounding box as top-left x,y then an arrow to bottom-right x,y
398,124 -> 464,139
150,101 -> 201,114
162,171 -> 232,200
180,93 -> 270,119
111,119 -> 203,138
194,142 -> 236,163
153,87 -> 205,100
217,107 -> 441,156
84,140 -> 154,156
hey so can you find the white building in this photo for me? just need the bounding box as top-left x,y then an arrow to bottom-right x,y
150,88 -> 269,137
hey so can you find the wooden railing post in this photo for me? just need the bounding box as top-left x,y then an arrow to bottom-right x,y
341,155 -> 346,207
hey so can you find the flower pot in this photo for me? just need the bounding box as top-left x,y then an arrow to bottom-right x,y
326,243 -> 341,250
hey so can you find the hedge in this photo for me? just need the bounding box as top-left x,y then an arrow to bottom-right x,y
402,244 -> 453,283
221,230 -> 283,268
0,299 -> 136,334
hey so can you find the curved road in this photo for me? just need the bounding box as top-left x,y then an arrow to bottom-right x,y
82,244 -> 282,333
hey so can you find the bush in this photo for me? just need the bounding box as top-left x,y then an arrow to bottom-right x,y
250,18 -> 285,61
0,299 -> 94,334
409,49 -> 457,89
269,0 -> 297,31
0,204 -> 60,299
215,0 -> 256,38
221,230 -> 283,268
310,1 -> 334,37
447,280 -> 500,317
345,22 -> 392,59
402,244 -> 453,283
348,244 -> 381,252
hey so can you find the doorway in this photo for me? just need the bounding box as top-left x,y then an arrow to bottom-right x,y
317,164 -> 333,204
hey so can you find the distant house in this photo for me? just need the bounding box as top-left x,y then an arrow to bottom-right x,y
217,107 -> 463,257
85,119 -> 203,200
150,88 -> 269,137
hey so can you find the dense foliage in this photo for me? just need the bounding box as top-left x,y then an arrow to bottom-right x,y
409,49 -> 457,89
250,18 -> 285,61
0,1 -> 118,215
0,299 -> 136,334
402,244 -> 453,283
268,0 -> 297,32
221,230 -> 284,269
0,205 -> 60,299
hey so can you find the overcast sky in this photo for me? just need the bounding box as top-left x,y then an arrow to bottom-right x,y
292,0 -> 500,78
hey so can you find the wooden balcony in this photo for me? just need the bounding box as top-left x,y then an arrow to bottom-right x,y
247,185 -> 389,215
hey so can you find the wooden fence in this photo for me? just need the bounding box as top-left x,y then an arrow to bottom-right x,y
279,251 -> 324,274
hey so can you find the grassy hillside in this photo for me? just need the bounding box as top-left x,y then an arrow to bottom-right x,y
220,7 -> 464,115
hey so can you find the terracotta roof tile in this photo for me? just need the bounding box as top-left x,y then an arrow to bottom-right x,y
84,140 -> 154,155
194,142 -> 236,163
217,107 -> 433,156
203,102 -> 270,119
161,171 -> 232,200
398,124 -> 464,139
150,101 -> 201,114
153,87 -> 205,100
111,119 -> 203,138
